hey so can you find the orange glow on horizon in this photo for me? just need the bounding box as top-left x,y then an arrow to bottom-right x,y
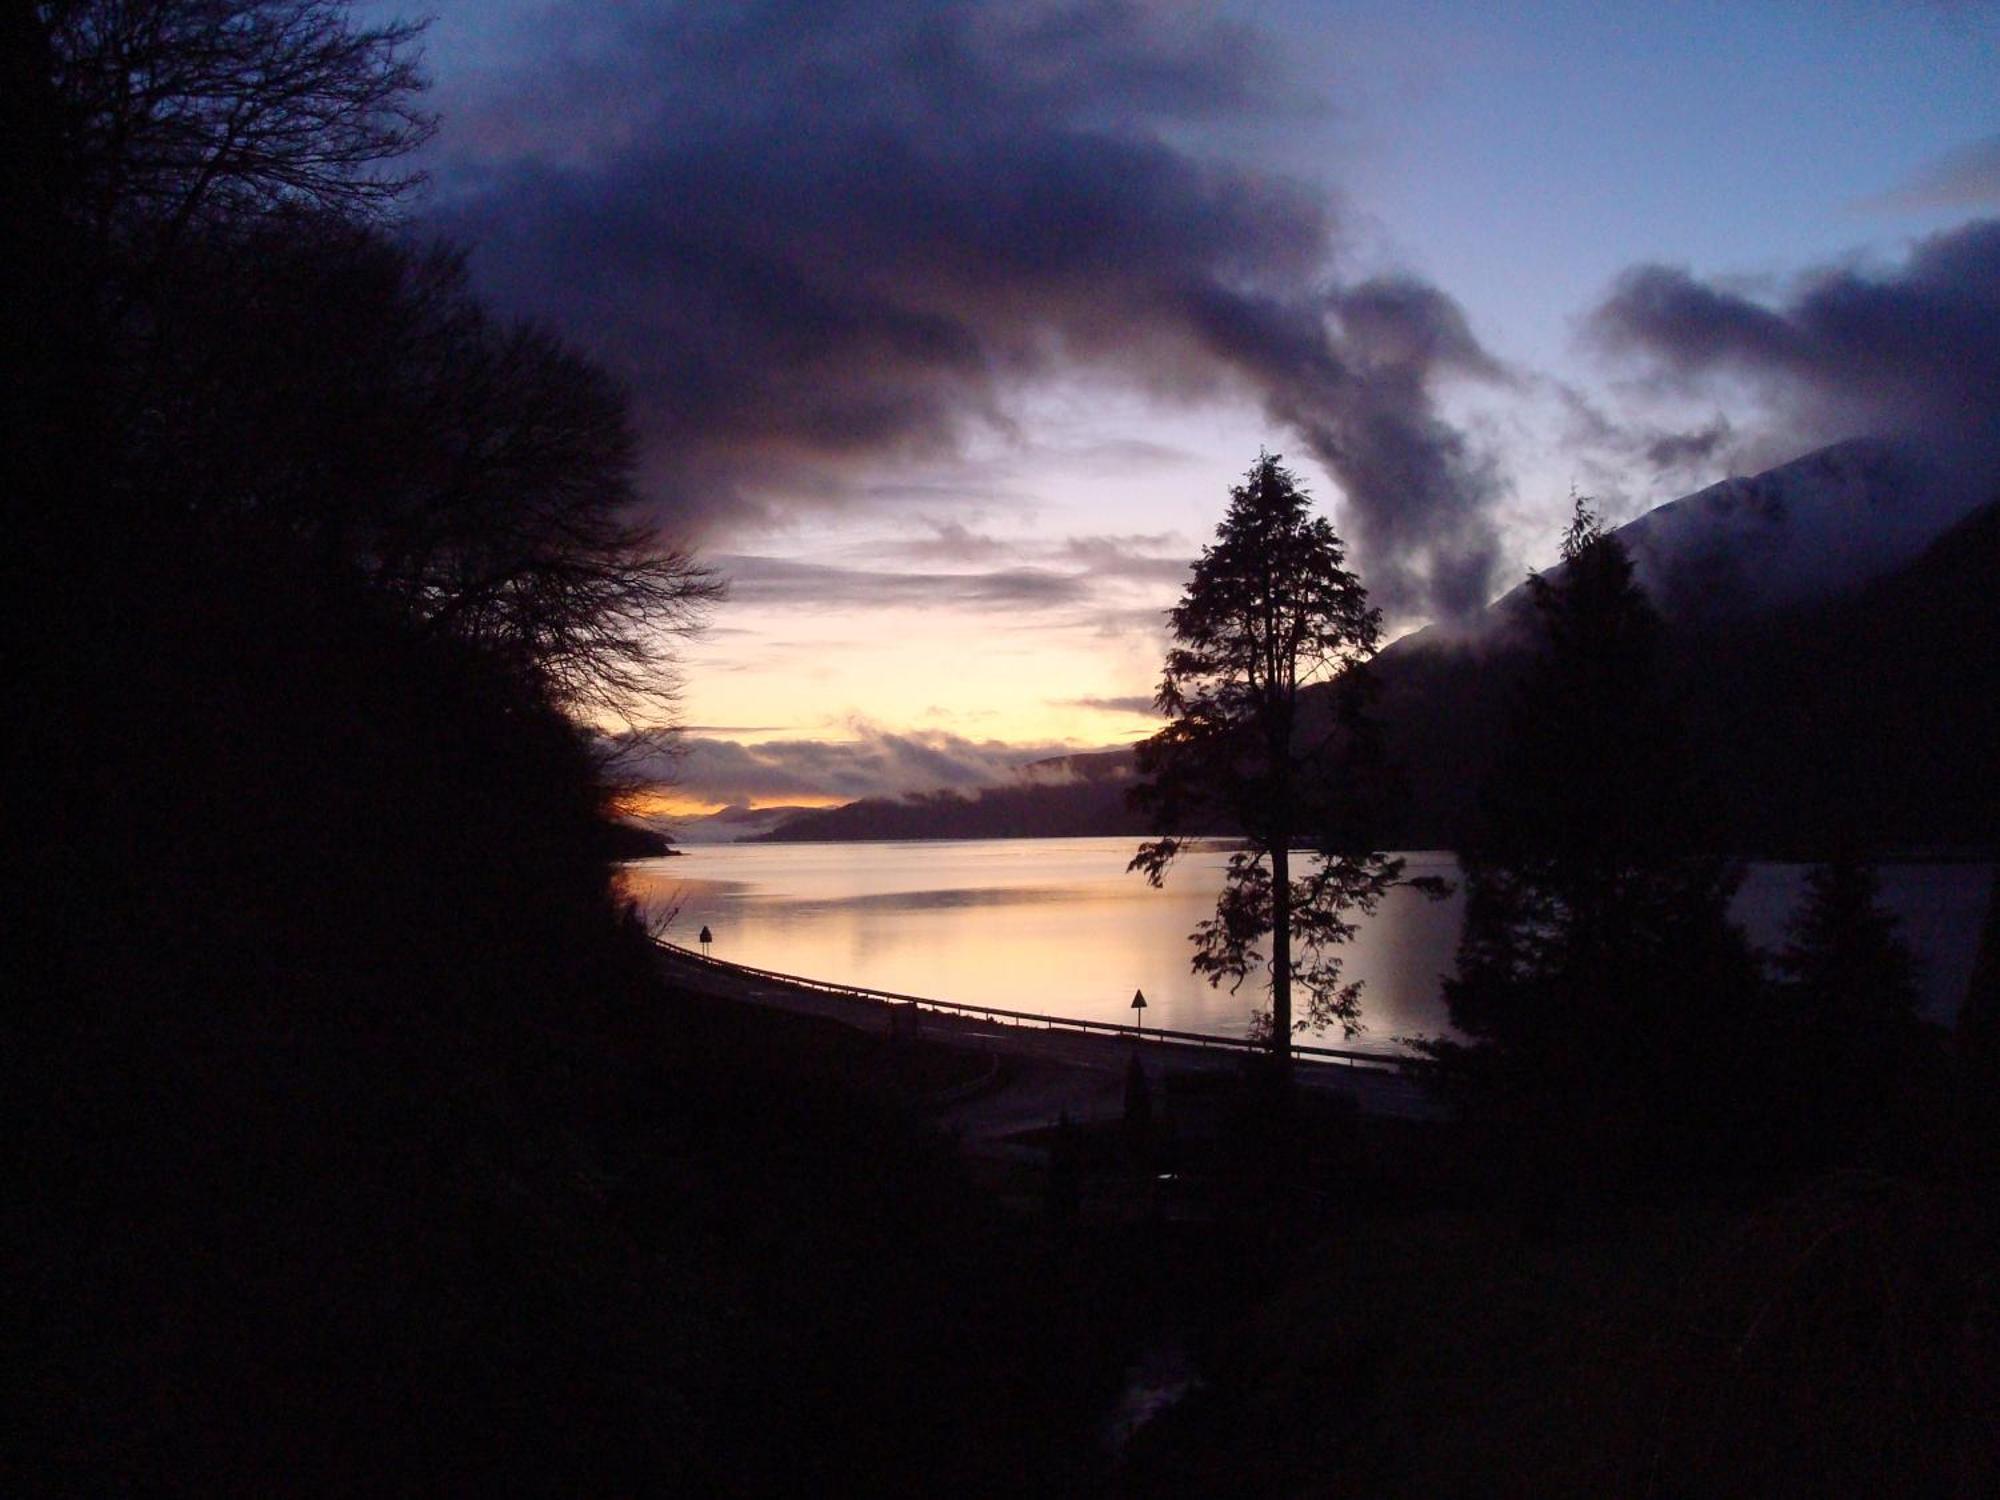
614,787 -> 853,820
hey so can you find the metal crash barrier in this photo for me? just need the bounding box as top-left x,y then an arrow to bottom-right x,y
656,940 -> 1412,1075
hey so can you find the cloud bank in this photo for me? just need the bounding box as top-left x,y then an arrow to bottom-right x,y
429,0 -> 1509,620
619,724 -> 1079,807
1589,218 -> 2000,482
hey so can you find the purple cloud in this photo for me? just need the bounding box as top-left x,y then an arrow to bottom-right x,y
426,0 -> 1509,620
1589,218 -> 2000,472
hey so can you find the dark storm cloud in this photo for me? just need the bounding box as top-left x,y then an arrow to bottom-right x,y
428,0 -> 1508,620
1188,275 -> 1511,617
1589,218 -> 2000,469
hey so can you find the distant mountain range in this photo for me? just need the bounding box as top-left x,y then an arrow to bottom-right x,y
745,750 -> 1143,843
668,803 -> 830,844
752,439 -> 1999,854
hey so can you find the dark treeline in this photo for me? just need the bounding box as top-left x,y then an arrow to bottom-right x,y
10,5 -> 1126,1492
10,0 -> 700,1483
1413,499 -> 1973,1198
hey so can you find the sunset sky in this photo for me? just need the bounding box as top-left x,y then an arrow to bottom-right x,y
377,0 -> 2000,814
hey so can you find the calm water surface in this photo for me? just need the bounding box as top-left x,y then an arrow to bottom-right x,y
621,838 -> 1992,1055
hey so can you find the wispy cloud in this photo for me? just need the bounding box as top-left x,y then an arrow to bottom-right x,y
712,555 -> 1089,611
1059,534 -> 1192,582
884,519 -> 1017,565
709,526 -> 1198,623
1858,134 -> 2000,214
1058,695 -> 1160,716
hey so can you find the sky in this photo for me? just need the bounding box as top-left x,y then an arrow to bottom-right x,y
371,0 -> 2000,815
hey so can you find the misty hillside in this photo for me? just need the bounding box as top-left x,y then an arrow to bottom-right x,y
669,803 -> 829,844
1373,486 -> 2000,850
1685,487 -> 1999,851
1601,437 -> 1960,623
751,750 -> 1146,842
758,443 -> 1999,852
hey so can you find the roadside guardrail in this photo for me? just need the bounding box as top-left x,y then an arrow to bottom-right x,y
656,940 -> 1413,1074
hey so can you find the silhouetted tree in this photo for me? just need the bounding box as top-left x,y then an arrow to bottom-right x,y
1429,497 -> 1763,1189
41,0 -> 433,263
15,11 -> 730,1483
1954,877 -> 2000,1149
1773,856 -> 1922,1163
1131,453 -> 1411,1067
130,219 -> 721,720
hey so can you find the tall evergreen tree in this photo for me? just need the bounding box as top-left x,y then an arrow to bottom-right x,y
1958,878 -> 2000,1148
1430,498 -> 1762,1186
1776,856 -> 1922,1161
1131,453 -> 1411,1065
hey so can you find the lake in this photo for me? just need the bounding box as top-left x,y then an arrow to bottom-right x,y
620,838 -> 1993,1056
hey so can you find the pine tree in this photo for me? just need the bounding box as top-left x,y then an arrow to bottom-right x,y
1777,856 -> 1922,1160
1131,452 -> 1411,1066
1431,497 -> 1762,1187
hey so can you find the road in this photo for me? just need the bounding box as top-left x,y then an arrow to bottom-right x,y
655,944 -> 1443,1150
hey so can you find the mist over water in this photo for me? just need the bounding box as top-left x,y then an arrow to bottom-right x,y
624,839 -> 1993,1053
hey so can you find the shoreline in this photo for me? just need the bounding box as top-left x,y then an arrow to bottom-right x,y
653,943 -> 1444,1135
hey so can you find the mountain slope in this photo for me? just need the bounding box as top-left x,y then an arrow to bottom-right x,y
1374,488 -> 2000,849
1689,489 -> 1999,851
1609,437 -> 1958,622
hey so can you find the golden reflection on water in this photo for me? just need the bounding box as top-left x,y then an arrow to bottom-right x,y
621,838 -> 1464,1052
621,840 -> 1995,1052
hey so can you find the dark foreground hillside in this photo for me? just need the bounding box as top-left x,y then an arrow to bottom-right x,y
21,878 -> 2000,1495
17,485 -> 1996,1494
16,966 -> 1146,1493
1120,1165 -> 2000,1497
9,527 -> 1135,1491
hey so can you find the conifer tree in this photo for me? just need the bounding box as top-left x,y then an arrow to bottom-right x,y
1131,452 -> 1409,1065
1431,497 -> 1761,1185
1777,856 -> 1922,1159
